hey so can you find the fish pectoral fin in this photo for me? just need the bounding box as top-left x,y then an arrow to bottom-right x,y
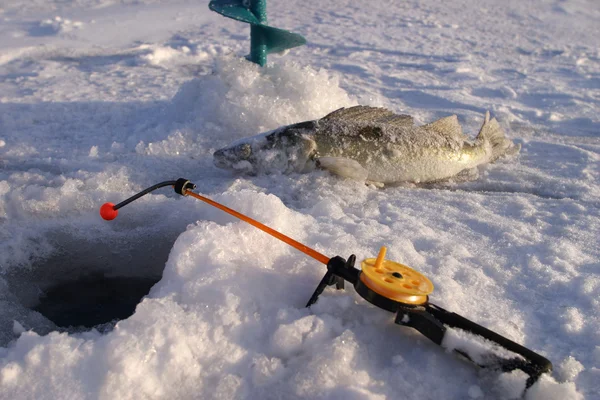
366,180 -> 385,188
316,157 -> 369,182
453,167 -> 479,182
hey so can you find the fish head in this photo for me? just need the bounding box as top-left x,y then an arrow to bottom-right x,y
213,120 -> 318,174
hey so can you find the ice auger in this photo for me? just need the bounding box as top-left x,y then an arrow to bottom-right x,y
101,178 -> 552,394
209,0 -> 306,66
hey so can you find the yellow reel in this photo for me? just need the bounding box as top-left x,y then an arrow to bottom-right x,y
360,247 -> 434,305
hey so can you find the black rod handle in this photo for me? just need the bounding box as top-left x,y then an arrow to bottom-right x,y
426,303 -> 552,376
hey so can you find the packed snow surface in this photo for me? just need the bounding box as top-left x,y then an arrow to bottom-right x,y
1,0 -> 599,399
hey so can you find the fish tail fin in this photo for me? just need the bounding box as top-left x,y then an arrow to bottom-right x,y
476,111 -> 521,162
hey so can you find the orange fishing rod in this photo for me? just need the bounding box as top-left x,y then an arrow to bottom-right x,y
100,177 -> 553,393
100,178 -> 330,265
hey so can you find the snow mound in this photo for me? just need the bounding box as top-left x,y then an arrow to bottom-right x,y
176,56 -> 356,139
136,55 -> 356,158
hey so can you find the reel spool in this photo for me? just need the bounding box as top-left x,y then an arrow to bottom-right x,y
359,247 -> 433,305
304,246 -> 437,311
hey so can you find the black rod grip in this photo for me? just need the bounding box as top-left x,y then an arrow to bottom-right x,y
426,303 -> 552,375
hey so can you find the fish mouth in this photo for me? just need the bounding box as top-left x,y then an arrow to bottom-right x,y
213,149 -> 254,172
213,149 -> 230,169
213,159 -> 231,169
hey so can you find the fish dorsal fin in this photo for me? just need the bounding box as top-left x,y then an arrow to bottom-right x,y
423,115 -> 465,139
322,106 -> 413,126
322,106 -> 393,122
377,113 -> 413,126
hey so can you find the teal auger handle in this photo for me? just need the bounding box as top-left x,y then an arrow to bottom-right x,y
209,0 -> 306,66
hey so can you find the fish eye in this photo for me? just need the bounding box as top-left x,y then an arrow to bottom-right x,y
236,143 -> 252,159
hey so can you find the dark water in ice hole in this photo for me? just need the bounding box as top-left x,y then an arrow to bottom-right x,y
18,228 -> 181,330
33,275 -> 161,328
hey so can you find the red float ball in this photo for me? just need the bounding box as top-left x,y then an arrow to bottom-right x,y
100,202 -> 118,220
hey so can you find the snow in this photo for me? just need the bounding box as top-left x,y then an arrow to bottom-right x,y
0,0 -> 599,399
441,326 -> 526,366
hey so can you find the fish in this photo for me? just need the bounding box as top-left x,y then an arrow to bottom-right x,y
213,106 -> 520,186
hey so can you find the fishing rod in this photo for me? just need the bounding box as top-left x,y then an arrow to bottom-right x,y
100,178 -> 552,393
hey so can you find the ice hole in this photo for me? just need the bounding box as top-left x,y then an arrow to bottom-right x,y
3,228 -> 178,337
32,274 -> 160,328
